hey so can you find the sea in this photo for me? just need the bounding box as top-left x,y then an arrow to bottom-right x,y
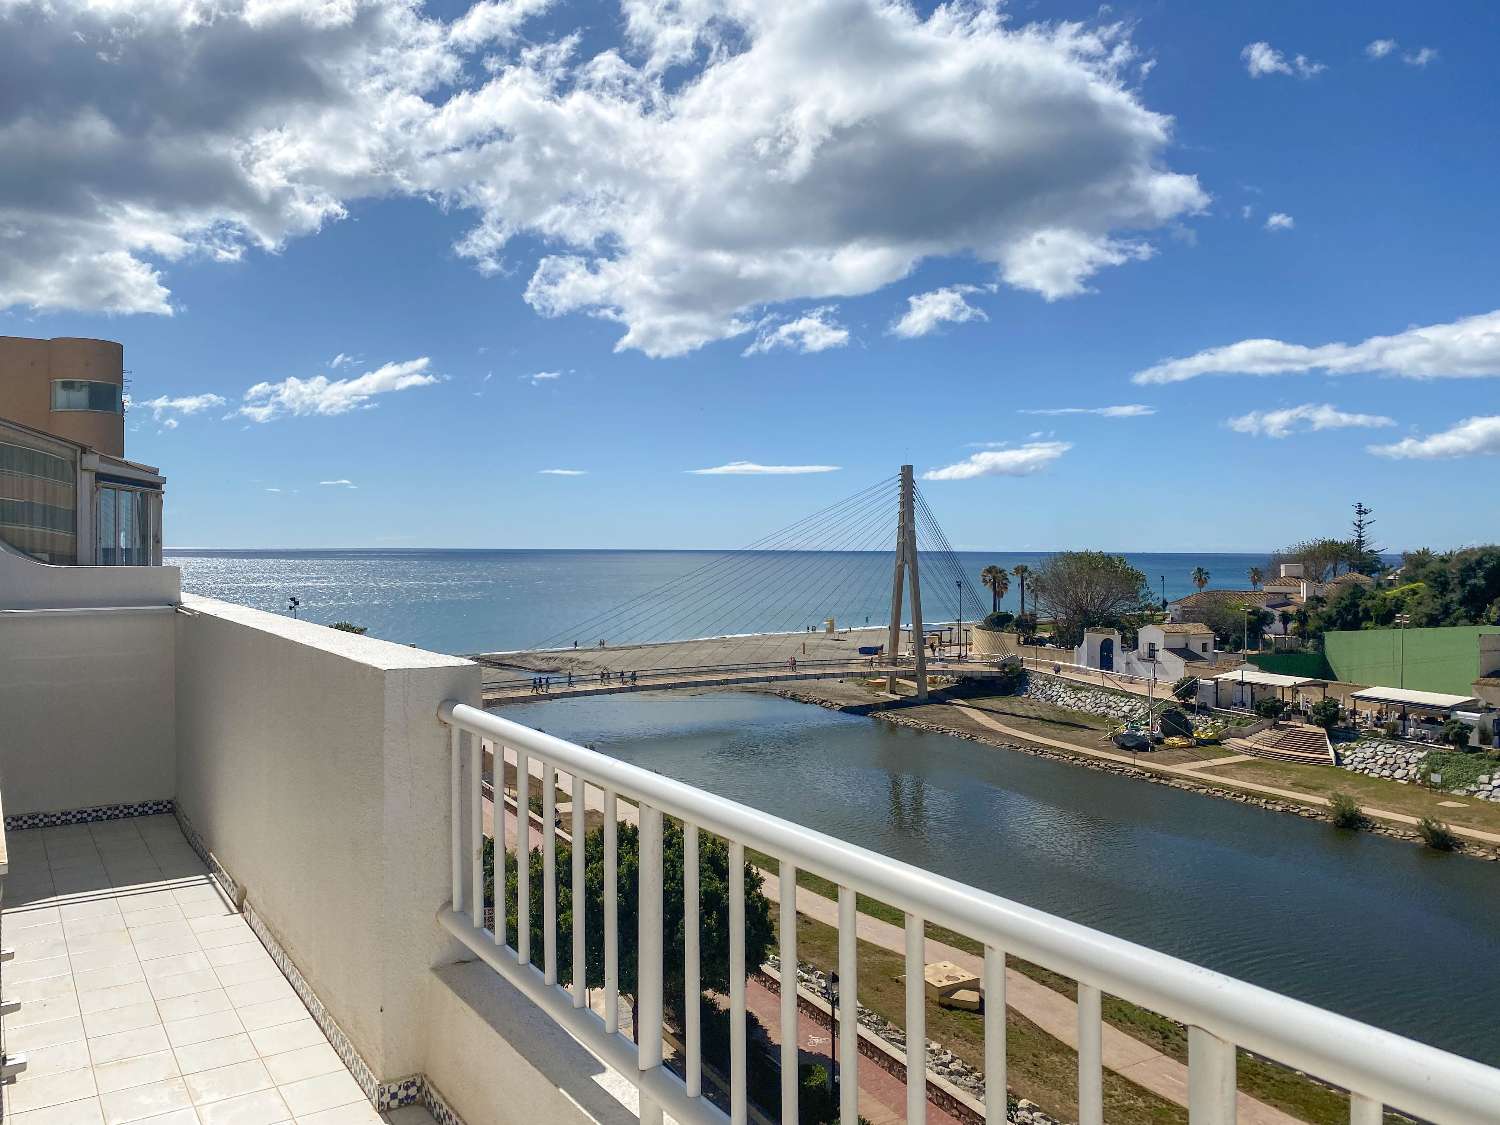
168,549 -> 1276,655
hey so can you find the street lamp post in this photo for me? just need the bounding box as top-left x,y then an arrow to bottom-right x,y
1396,612 -> 1411,689
956,580 -> 963,661
287,596 -> 301,620
827,972 -> 840,1093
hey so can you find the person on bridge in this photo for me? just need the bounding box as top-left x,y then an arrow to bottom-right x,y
630,671 -> 637,685
566,672 -> 573,687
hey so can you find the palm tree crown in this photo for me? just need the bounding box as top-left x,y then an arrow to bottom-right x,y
1248,566 -> 1264,589
1191,566 -> 1211,592
980,565 -> 1009,613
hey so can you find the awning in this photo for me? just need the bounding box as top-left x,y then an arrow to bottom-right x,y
1348,687 -> 1481,711
1213,668 -> 1322,688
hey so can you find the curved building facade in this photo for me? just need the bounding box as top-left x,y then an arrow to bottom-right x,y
0,336 -> 126,457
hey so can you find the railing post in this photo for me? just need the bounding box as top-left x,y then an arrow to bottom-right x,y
604,789 -> 619,1035
1349,1094 -> 1383,1125
1188,1026 -> 1236,1123
450,726 -> 462,912
837,887 -> 859,1125
984,945 -> 1006,1123
905,913 -> 926,1125
543,763 -> 557,986
516,749 -> 530,966
637,804 -> 664,1125
684,822 -> 701,1098
470,733 -> 484,931
730,840 -> 747,1125
779,863 -> 799,1124
1077,982 -> 1103,1125
570,774 -> 586,1008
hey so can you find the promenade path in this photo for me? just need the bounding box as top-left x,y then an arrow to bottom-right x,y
950,702 -> 1500,848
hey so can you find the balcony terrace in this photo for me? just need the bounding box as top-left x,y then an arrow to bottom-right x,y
2,548 -> 1498,1125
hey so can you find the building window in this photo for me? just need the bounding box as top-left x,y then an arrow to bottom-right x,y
1147,641 -> 1158,660
1202,643 -> 1209,653
0,438 -> 78,563
51,379 -> 123,414
96,485 -> 149,565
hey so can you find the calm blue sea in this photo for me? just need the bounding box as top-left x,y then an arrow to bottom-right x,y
169,549 -> 1275,655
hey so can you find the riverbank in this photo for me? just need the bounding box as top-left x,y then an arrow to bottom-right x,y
758,679 -> 1500,861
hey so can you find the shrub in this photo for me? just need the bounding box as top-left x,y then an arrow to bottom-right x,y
797,1064 -> 839,1125
330,621 -> 367,634
1418,750 -> 1490,792
980,611 -> 1015,631
1171,675 -> 1198,700
1254,697 -> 1287,721
1328,792 -> 1365,830
1381,719 -> 1401,738
1441,718 -> 1472,751
1308,698 -> 1342,730
1417,817 -> 1460,852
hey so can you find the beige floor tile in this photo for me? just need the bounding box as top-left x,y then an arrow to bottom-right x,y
5,989 -> 82,1029
172,1036 -> 259,1077
10,974 -> 80,1005
57,900 -> 122,922
298,1102 -> 383,1125
150,971 -> 222,1002
12,928 -> 68,960
88,1025 -> 171,1066
204,945 -> 267,970
224,980 -> 294,1011
92,1050 -> 181,1095
82,1002 -> 162,1040
381,1107 -> 436,1125
211,961 -> 280,988
156,990 -> 234,1024
98,1077 -> 193,1125
67,930 -> 135,954
233,1001 -> 305,1034
195,1088 -> 291,1125
143,954 -> 212,982
258,1042 -> 343,1088
63,915 -> 129,939
6,906 -> 63,931
116,893 -> 181,917
77,983 -> 154,1016
195,928 -> 254,952
116,907 -> 185,930
245,1023 -> 324,1059
9,955 -> 74,984
134,935 -> 203,962
73,964 -> 146,995
164,1011 -> 245,1049
10,1015 -> 87,1052
4,1065 -> 99,1114
6,1095 -> 104,1125
274,1071 -> 364,1119
17,1040 -> 93,1079
69,946 -> 140,974
127,921 -> 196,944
187,915 -> 247,936
182,1060 -> 274,1106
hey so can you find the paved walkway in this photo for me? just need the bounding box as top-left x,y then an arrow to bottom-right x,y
951,702 -> 1500,847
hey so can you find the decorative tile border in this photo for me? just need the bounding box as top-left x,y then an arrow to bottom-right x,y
171,807 -> 242,910
422,1077 -> 464,1125
5,798 -> 174,831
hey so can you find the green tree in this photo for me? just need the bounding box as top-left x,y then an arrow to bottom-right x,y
1030,552 -> 1149,647
1308,698 -> 1342,730
1184,592 -> 1272,651
1010,564 -> 1029,623
330,621 -> 368,634
1191,566 -> 1211,592
980,565 -> 1009,614
489,820 -> 774,1033
1248,566 -> 1263,590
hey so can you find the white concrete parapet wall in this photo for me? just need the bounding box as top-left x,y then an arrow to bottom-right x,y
173,594 -> 480,1086
0,544 -> 180,610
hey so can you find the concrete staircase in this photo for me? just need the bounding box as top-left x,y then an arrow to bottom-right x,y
1228,722 -> 1334,765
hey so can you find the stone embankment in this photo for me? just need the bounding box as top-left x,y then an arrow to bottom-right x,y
1018,675 -> 1147,725
1338,737 -> 1500,803
766,955 -> 1061,1125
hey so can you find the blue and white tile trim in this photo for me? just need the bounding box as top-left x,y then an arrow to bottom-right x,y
421,1078 -> 463,1125
5,797 -> 173,831
171,806 -> 243,911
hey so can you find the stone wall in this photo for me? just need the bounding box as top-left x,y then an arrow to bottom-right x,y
1020,673 -> 1148,725
1337,737 -> 1500,803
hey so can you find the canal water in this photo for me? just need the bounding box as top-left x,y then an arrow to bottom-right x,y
498,691 -> 1500,1065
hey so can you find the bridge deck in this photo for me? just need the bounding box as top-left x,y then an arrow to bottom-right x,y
482,659 -> 1009,703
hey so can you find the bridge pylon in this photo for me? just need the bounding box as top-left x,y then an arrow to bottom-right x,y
886,465 -> 928,700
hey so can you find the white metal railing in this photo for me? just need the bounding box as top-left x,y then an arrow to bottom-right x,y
437,700 -> 1500,1125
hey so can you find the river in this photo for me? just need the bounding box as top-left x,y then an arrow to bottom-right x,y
498,690 -> 1500,1065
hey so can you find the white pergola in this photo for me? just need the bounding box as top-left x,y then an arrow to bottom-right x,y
1348,686 -> 1481,715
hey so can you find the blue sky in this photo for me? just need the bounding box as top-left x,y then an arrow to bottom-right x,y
4,0 -> 1498,552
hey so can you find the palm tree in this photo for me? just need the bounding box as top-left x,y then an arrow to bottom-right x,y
1191,566 -> 1210,592
1011,564 -> 1029,620
1248,566 -> 1263,590
980,565 -> 1009,613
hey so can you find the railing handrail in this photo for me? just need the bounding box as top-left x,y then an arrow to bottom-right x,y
440,698 -> 1500,1123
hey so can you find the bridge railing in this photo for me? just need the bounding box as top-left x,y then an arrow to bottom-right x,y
480,654 -> 918,692
436,700 -> 1500,1125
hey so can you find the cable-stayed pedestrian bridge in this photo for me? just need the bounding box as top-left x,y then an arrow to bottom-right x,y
475,467 -> 1020,703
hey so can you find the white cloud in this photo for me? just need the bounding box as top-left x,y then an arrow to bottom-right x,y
1241,42 -> 1325,79
1404,47 -> 1439,68
240,358 -> 440,422
889,286 -> 988,338
1019,404 -> 1154,417
328,353 -> 359,370
319,479 -> 357,487
1264,212 -> 1294,232
539,468 -> 587,475
1365,39 -> 1397,60
528,371 -> 562,384
138,393 -> 227,421
1241,204 -> 1254,220
1227,403 -> 1396,439
921,441 -> 1071,480
1133,308 -> 1500,384
743,308 -> 849,356
1369,416 -> 1500,460
1366,39 -> 1438,67
687,461 -> 841,475
0,1 -> 1205,357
